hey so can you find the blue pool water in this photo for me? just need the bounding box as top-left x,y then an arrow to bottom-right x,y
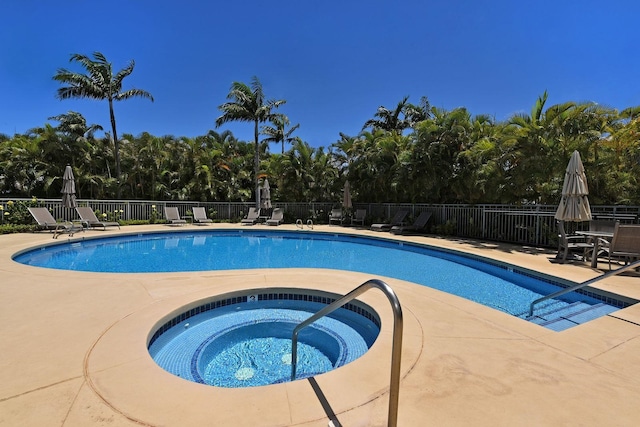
14,230 -> 618,319
148,298 -> 380,387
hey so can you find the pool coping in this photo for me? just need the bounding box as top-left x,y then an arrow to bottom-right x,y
1,223 -> 640,426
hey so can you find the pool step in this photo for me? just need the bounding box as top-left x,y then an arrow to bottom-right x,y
526,302 -> 618,332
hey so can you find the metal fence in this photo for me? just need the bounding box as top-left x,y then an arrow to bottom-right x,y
2,198 -> 639,248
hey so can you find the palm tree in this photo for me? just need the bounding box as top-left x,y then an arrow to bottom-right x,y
261,114 -> 300,154
215,76 -> 286,207
48,111 -> 103,141
362,96 -> 412,134
52,51 -> 154,198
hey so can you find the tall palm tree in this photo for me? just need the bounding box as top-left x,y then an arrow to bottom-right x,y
215,76 -> 286,207
52,51 -> 154,198
261,114 -> 300,154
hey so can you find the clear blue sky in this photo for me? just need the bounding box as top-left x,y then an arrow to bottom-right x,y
1,0 -> 639,149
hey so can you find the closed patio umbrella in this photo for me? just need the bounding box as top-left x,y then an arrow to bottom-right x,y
260,178 -> 272,210
61,165 -> 77,209
555,150 -> 592,222
343,180 -> 352,209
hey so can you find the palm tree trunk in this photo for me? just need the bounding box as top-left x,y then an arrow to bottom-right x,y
109,99 -> 122,199
254,119 -> 260,208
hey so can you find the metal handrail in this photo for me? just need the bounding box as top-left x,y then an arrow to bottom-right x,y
290,279 -> 403,427
528,259 -> 640,317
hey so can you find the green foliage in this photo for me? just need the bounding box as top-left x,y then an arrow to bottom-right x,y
1,198 -> 44,225
0,224 -> 37,234
149,205 -> 159,224
2,91 -> 640,206
433,220 -> 457,236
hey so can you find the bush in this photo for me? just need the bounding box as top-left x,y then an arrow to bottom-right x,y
0,224 -> 38,234
1,198 -> 44,225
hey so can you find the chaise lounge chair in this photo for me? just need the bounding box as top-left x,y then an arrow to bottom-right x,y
370,210 -> 409,232
192,207 -> 213,225
27,207 -> 84,239
76,206 -> 121,231
390,211 -> 432,235
241,207 -> 261,225
266,208 -> 284,226
164,206 -> 187,226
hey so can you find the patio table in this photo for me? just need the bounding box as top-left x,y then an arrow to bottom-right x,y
576,230 -> 614,268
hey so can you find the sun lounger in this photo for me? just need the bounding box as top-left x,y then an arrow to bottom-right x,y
192,207 -> 213,224
27,207 -> 84,239
241,207 -> 261,225
164,206 -> 187,226
266,208 -> 284,226
390,211 -> 432,235
370,210 -> 409,232
76,206 -> 120,230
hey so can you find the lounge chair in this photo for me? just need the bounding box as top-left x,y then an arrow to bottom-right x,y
556,220 -> 593,262
27,207 -> 84,239
390,211 -> 432,235
266,208 -> 284,226
351,209 -> 367,227
370,210 -> 409,232
241,207 -> 261,225
76,206 -> 120,231
164,206 -> 187,226
329,208 -> 343,225
192,207 -> 213,225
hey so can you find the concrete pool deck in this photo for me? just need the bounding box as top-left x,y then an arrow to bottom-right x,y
1,223 -> 639,426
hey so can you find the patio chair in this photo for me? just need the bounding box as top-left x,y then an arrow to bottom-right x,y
266,208 -> 284,226
390,211 -> 432,235
241,207 -> 261,225
76,206 -> 121,231
192,207 -> 213,225
370,210 -> 409,232
351,209 -> 367,227
164,206 -> 187,226
27,207 -> 84,239
329,208 -> 343,225
606,223 -> 640,270
556,220 -> 593,262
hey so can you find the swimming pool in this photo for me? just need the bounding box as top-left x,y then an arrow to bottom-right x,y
13,230 -> 624,327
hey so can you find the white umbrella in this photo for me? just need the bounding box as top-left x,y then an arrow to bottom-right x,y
343,180 -> 352,209
555,150 -> 592,222
260,178 -> 272,210
61,165 -> 77,208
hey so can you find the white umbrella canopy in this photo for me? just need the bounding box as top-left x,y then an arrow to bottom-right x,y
343,180 -> 352,209
61,165 -> 77,208
555,150 -> 592,222
260,178 -> 272,210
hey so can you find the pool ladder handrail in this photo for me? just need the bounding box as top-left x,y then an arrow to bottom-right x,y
290,279 -> 403,427
528,259 -> 640,317
295,218 -> 314,229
